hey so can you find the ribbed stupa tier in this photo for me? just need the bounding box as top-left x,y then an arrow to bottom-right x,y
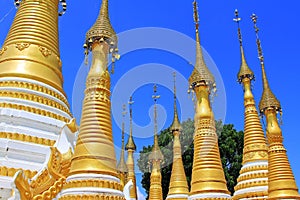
189,86 -> 231,200
167,130 -> 189,200
59,42 -> 124,199
126,149 -> 137,199
0,0 -> 65,93
148,135 -> 164,200
149,160 -> 163,200
0,1 -> 72,197
233,72 -> 268,199
265,111 -> 300,199
233,14 -> 268,199
251,14 -> 300,199
188,1 -> 230,199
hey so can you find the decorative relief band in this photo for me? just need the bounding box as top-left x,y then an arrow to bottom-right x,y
0,46 -> 7,56
233,191 -> 268,200
63,179 -> 123,191
15,43 -> 30,51
0,132 -> 55,146
39,46 -> 52,57
0,80 -> 69,107
0,90 -> 72,116
0,166 -> 37,179
234,179 -> 268,190
237,171 -> 268,182
59,194 -> 125,200
0,102 -> 69,122
239,165 -> 268,174
33,178 -> 65,200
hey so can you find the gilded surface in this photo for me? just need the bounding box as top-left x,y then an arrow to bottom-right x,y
124,98 -> 137,199
59,195 -> 125,200
0,132 -> 55,146
0,0 -> 66,93
0,80 -> 70,107
167,130 -> 189,198
188,1 -> 215,90
189,4 -> 230,195
233,12 -> 269,198
63,0 -> 124,198
264,109 -> 300,199
149,87 -> 164,200
0,90 -> 72,116
14,147 -> 72,200
167,74 -> 188,199
68,42 -> 118,177
149,161 -> 163,200
117,108 -> 128,188
251,14 -> 300,199
0,102 -> 69,122
126,149 -> 137,199
0,166 -> 37,179
85,0 -> 117,49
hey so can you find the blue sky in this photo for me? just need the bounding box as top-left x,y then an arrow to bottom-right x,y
1,0 -> 300,197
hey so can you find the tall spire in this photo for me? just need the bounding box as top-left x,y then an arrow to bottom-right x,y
60,0 -> 125,199
170,72 -> 181,131
0,0 -> 67,94
233,10 -> 255,83
125,96 -> 138,200
166,73 -> 189,200
188,1 -> 230,199
149,84 -> 164,200
126,96 -> 137,151
251,14 -> 300,199
188,0 -> 215,92
117,104 -> 128,188
232,10 -> 268,199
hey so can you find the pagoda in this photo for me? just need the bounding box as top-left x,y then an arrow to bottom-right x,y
232,10 -> 268,199
0,0 -> 77,199
188,1 -> 230,199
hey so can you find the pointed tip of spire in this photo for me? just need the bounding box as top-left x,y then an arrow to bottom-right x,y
233,10 -> 255,83
251,14 -> 282,113
126,97 -> 137,151
118,104 -> 128,172
171,72 -> 181,131
149,85 -> 164,162
85,0 -> 117,50
189,1 -> 216,90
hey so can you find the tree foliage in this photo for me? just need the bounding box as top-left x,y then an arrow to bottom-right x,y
137,119 -> 243,199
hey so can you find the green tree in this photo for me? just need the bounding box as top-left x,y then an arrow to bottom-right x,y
137,119 -> 243,199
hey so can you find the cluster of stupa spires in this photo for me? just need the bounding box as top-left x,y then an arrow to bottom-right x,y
0,0 -> 299,199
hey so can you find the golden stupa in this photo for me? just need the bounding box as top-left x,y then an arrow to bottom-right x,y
232,10 -> 269,199
166,73 -> 189,200
188,1 -> 231,199
0,0 -> 76,199
117,105 -> 128,188
125,96 -> 138,200
149,85 -> 164,200
59,0 -> 124,198
251,14 -> 300,199
0,0 -> 299,199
